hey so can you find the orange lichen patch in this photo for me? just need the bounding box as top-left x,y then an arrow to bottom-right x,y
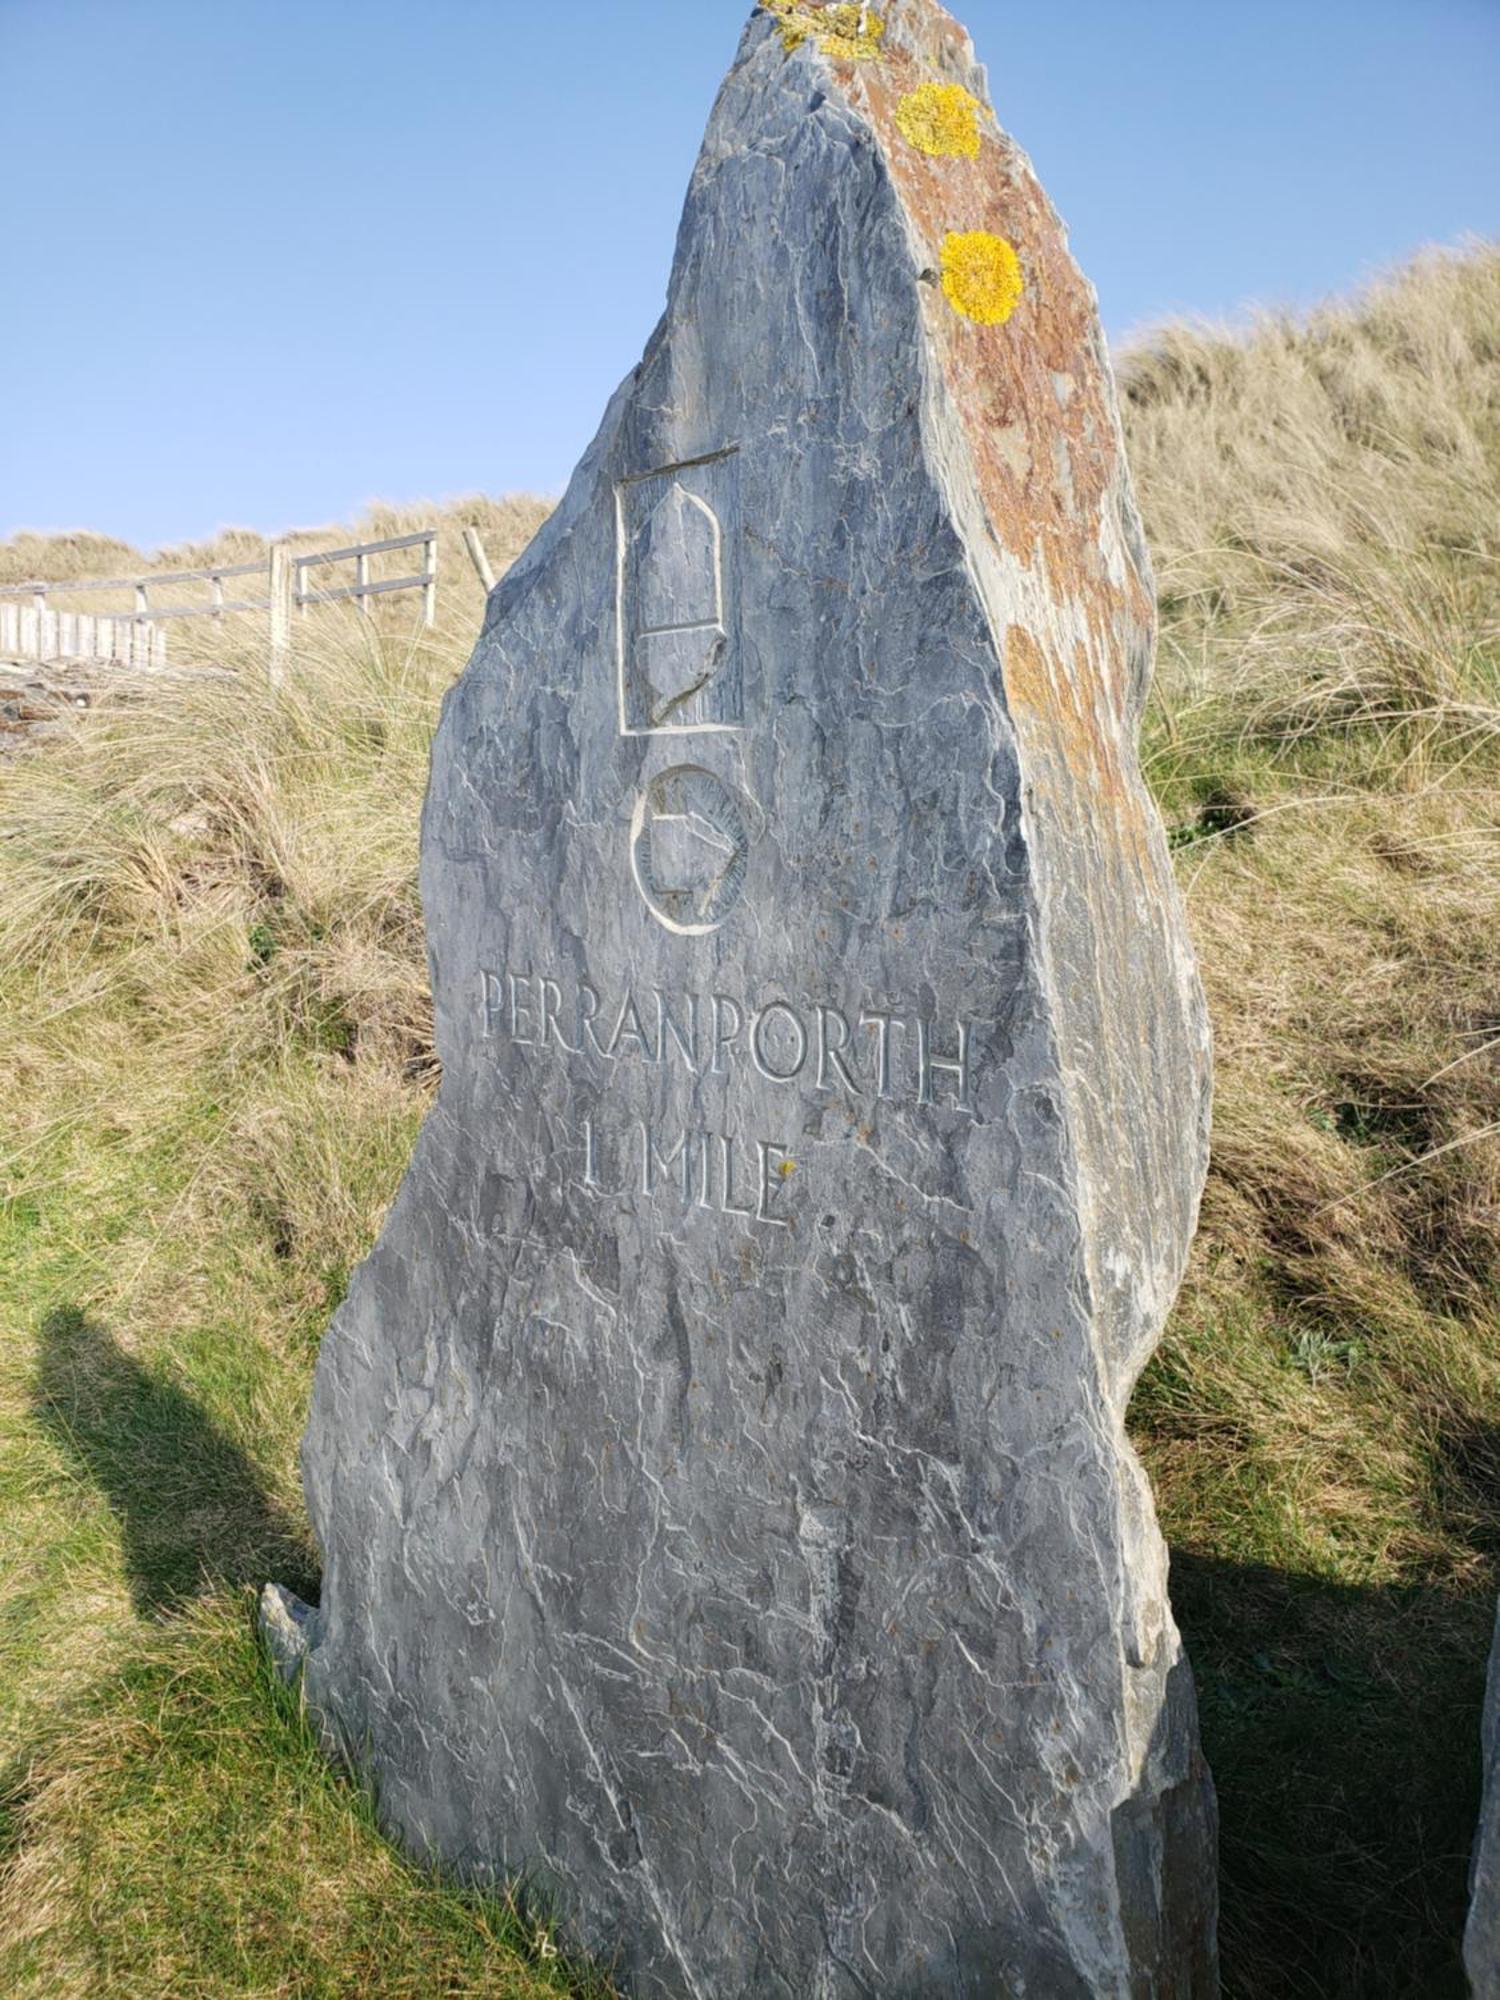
1002,626 -> 1152,878
999,624 -> 1053,719
762,1 -> 885,60
844,48 -> 1156,638
813,5 -> 1168,957
895,81 -> 984,157
940,230 -> 1024,324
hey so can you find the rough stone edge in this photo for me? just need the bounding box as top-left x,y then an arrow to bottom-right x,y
855,13 -> 1220,1979
258,1580 -> 320,1686
1466,1597 -> 1500,1996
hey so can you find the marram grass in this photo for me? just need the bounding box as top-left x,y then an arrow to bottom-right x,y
2,248 -> 1498,1996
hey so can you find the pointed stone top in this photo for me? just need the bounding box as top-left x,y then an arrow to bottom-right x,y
676,0 -> 1158,816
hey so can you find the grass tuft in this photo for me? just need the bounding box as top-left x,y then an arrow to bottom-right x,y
0,1597 -> 607,1998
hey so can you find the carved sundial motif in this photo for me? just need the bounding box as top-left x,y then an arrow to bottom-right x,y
629,764 -> 749,935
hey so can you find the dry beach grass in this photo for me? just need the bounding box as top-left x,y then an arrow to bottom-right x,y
1,246 -> 1497,1994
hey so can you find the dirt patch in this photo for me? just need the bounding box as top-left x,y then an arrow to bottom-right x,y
0,667 -> 97,760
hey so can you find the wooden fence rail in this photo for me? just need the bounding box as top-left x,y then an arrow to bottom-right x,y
293,530 -> 437,627
0,527 -> 440,674
5,556 -> 272,616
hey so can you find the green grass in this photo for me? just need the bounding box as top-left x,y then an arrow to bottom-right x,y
1123,245 -> 1500,1994
2,1598 -> 605,1998
0,590 -> 601,1995
2,248 -> 1498,1995
0,1075 -> 598,1996
1126,778 -> 1500,1995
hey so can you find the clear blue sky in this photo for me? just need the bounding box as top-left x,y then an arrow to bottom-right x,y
3,0 -> 1496,550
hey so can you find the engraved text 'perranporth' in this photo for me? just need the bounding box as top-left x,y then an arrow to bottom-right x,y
481,964 -> 981,1230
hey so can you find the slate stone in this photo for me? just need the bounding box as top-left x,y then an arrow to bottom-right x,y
259,1581 -> 319,1689
270,2 -> 1219,1991
1467,1600 -> 1500,1996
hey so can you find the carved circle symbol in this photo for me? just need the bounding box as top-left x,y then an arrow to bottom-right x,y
629,765 -> 750,936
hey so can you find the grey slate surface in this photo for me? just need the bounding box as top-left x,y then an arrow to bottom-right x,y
271,4 -> 1220,1991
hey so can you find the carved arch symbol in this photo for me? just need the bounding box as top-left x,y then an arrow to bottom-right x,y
634,480 -> 724,636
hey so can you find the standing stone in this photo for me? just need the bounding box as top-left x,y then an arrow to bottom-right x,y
269,2 -> 1218,1991
1468,1601 -> 1500,1996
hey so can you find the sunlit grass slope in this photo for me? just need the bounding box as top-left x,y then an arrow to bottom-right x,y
0,495 -> 552,677
1,246 -> 1497,1995
0,492 -> 549,599
0,505 -> 599,1996
1126,243 -> 1500,1997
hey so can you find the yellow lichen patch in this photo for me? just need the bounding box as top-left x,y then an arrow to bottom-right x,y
939,230 -> 1024,325
764,0 -> 812,54
817,3 -> 885,57
895,81 -> 984,158
762,1 -> 885,61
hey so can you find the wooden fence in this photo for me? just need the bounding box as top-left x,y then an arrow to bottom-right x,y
0,601 -> 167,669
293,530 -> 437,625
0,527 -> 439,675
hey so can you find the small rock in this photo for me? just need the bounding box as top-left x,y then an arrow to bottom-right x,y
258,1581 -> 318,1684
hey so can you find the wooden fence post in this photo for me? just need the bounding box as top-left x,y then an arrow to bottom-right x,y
462,526 -> 496,593
268,543 -> 292,683
422,533 -> 437,628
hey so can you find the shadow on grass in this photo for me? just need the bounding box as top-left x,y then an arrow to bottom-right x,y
31,1305 -> 318,1614
25,1308 -> 1495,1994
1174,1533 -> 1494,2000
